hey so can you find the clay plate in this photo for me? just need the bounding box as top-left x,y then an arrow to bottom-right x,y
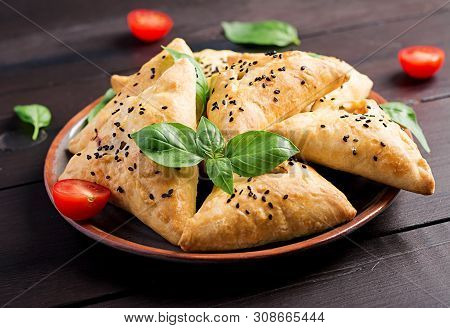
44,91 -> 400,262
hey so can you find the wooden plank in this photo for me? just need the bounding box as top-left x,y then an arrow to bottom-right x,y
0,182 -> 448,307
0,0 -> 446,94
88,222 -> 450,307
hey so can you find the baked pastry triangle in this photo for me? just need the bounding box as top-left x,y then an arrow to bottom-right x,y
269,100 -> 434,195
206,50 -> 349,140
70,38 -> 193,154
60,59 -> 198,244
179,161 -> 356,251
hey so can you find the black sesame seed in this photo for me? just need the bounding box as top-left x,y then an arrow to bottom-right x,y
302,164 -> 307,169
320,124 -> 326,128
380,142 -> 386,147
262,196 -> 266,202
90,171 -> 95,176
128,167 -> 134,171
149,193 -> 154,200
352,148 -> 357,156
268,214 -> 273,220
363,123 -> 369,128
274,89 -> 280,94
76,152 -> 81,156
283,194 -> 289,200
273,97 -> 278,102
161,106 -> 168,110
353,138 -> 359,142
106,175 -> 111,180
226,199 -> 231,204
247,177 -> 252,182
87,155 -> 92,160
264,190 -> 270,195
301,66 -> 306,71
245,210 -> 250,215
373,156 -> 378,161
117,186 -> 124,193
301,80 -> 306,85
229,117 -> 234,122
236,203 -> 240,208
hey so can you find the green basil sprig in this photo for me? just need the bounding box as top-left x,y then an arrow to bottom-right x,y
380,102 -> 430,153
87,88 -> 116,123
163,47 -> 209,119
132,117 -> 299,194
222,20 -> 300,47
14,104 -> 52,141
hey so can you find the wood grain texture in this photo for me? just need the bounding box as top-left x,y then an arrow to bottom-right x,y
0,0 -> 449,308
87,223 -> 450,308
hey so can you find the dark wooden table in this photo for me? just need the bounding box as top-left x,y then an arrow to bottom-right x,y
1,0 -> 449,308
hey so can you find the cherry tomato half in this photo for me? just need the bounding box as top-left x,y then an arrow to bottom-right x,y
398,45 -> 445,79
51,179 -> 111,221
127,9 -> 173,42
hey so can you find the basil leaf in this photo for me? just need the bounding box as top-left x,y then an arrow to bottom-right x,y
222,20 -> 300,47
206,158 -> 234,195
132,123 -> 203,167
14,104 -> 51,141
87,88 -> 116,123
163,47 -> 209,119
196,117 -> 225,158
226,131 -> 299,177
380,102 -> 430,153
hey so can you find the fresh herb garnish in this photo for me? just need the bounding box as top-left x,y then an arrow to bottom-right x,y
206,157 -> 234,195
222,20 -> 300,47
132,122 -> 203,167
132,117 -> 299,194
380,102 -> 430,153
163,47 -> 209,119
226,131 -> 299,177
14,104 -> 51,141
87,88 -> 116,123
195,116 -> 225,158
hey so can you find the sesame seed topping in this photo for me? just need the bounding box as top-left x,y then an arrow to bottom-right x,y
373,156 -> 378,161
283,194 -> 288,200
320,124 -> 326,128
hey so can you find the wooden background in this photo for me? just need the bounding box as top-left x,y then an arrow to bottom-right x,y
0,0 -> 449,307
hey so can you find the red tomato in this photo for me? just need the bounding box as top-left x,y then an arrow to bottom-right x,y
398,45 -> 445,79
127,9 -> 173,42
51,179 -> 110,221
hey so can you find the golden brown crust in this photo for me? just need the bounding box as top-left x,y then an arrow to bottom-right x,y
269,101 -> 435,195
311,56 -> 373,111
179,162 -> 356,251
206,50 -> 349,140
60,59 -> 198,244
194,49 -> 239,78
68,38 -> 193,154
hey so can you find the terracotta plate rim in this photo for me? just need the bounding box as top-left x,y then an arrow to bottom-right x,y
44,91 -> 399,262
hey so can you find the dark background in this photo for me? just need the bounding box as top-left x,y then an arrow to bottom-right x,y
0,0 -> 449,307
